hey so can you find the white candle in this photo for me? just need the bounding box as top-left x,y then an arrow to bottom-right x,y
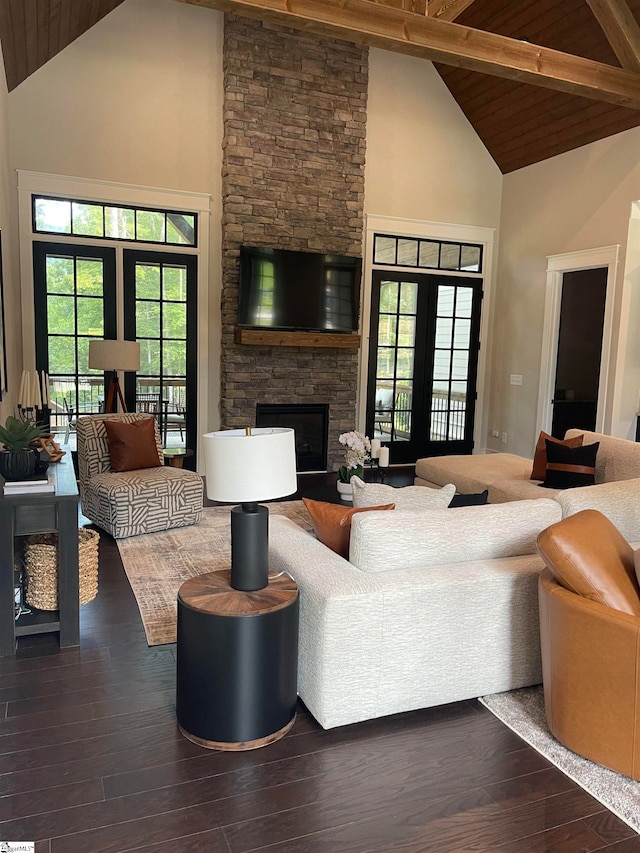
41,371 -> 47,408
18,370 -> 27,406
378,446 -> 390,468
370,438 -> 381,459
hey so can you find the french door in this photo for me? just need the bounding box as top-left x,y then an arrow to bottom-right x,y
366,271 -> 482,463
123,249 -> 198,456
33,241 -> 117,433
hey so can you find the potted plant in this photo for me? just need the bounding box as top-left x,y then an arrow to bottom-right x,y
337,430 -> 371,499
0,416 -> 47,481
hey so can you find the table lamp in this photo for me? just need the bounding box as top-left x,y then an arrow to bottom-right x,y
88,340 -> 141,413
203,427 -> 297,591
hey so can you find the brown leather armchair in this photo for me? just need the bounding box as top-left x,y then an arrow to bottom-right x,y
537,509 -> 640,779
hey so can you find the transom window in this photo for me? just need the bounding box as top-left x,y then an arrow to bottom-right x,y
32,195 -> 197,247
373,233 -> 482,273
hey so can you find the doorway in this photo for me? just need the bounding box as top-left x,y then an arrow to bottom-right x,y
537,246 -> 618,438
551,268 -> 607,437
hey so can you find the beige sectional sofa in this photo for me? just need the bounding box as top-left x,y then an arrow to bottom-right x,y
270,495 -> 562,730
269,432 -> 640,730
415,429 -> 640,517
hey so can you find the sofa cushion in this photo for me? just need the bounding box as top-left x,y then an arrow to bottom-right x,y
104,417 -> 161,472
541,440 -> 599,489
415,452 -> 532,494
530,430 -> 583,481
554,477 -> 640,543
565,429 -> 640,484
302,498 -> 394,558
488,478 -> 561,504
351,477 -> 455,511
349,498 -> 562,573
537,509 -> 640,616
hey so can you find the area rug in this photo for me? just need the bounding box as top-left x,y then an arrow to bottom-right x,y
480,686 -> 640,834
117,500 -> 313,646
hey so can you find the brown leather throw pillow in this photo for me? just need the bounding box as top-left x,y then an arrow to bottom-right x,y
530,430 -> 583,481
104,417 -> 161,472
302,497 -> 395,559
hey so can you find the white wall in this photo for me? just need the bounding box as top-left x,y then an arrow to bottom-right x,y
7,0 -> 224,431
364,49 -> 503,448
492,128 -> 640,457
365,49 -> 502,227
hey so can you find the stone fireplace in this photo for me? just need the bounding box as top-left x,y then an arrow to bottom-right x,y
220,16 -> 368,472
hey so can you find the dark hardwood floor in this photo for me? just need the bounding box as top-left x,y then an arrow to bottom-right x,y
1,469 -> 639,852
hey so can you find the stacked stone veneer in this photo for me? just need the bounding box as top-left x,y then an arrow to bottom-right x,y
221,15 -> 368,471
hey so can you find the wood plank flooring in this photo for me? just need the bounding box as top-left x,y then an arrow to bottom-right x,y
1,474 -> 639,851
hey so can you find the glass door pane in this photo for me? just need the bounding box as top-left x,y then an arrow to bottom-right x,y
430,283 -> 474,442
123,249 -> 197,460
34,242 -> 116,444
372,279 -> 418,444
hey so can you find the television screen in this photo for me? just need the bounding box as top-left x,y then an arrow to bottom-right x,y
238,246 -> 361,333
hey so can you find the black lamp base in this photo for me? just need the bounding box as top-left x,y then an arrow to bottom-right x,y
230,503 -> 269,591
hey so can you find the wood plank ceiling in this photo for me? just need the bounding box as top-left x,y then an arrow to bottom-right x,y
1,0 -> 640,173
435,0 -> 640,172
0,0 -> 125,93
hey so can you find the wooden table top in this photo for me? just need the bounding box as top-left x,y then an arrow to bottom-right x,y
178,570 -> 298,617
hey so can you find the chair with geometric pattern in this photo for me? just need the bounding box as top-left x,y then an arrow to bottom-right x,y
76,413 -> 203,539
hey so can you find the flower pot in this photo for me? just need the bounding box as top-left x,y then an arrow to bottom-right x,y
0,448 -> 38,481
336,480 -> 353,501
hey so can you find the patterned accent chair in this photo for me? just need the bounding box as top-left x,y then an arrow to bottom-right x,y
77,413 -> 203,539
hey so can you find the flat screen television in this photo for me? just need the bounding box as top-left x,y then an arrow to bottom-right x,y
237,246 -> 361,333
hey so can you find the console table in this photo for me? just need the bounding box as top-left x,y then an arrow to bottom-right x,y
0,453 -> 80,656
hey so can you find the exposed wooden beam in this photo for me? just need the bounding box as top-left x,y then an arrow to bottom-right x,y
176,0 -> 640,109
586,0 -> 640,72
428,0 -> 476,22
369,0 -> 426,14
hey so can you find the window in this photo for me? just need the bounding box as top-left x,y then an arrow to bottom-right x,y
373,234 -> 482,273
33,242 -> 117,430
33,196 -> 198,247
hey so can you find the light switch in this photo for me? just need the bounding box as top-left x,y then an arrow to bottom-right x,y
510,374 -> 523,386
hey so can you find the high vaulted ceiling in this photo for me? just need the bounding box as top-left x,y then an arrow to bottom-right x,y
0,1 -> 126,93
1,0 -> 640,173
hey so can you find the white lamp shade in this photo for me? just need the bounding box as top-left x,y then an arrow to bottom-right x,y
203,428 -> 297,503
88,339 -> 141,372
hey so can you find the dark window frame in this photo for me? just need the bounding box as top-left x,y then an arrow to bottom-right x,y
122,248 -> 198,457
373,233 -> 483,274
33,240 -> 118,425
32,194 -> 198,248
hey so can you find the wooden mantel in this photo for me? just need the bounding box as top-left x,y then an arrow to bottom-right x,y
234,328 -> 361,348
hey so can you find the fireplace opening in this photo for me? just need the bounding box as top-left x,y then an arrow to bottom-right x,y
255,403 -> 329,472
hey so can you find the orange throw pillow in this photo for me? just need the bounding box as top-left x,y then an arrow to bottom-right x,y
530,431 -> 583,481
302,497 -> 395,559
104,417 -> 161,472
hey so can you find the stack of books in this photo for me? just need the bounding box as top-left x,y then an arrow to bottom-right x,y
3,471 -> 55,495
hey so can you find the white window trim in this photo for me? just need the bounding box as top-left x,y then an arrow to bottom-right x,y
360,214 -> 496,455
17,170 -> 211,471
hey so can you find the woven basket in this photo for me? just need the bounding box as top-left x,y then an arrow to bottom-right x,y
24,528 -> 100,611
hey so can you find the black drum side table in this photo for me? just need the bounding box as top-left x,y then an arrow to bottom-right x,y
176,569 -> 299,750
